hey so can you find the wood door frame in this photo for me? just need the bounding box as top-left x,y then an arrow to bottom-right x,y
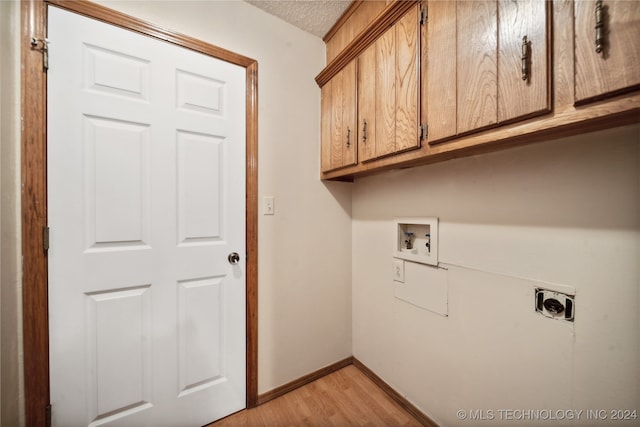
21,1 -> 259,425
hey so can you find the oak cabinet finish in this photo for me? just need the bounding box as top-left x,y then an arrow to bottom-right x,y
395,6 -> 420,153
321,61 -> 357,172
357,43 -> 377,162
318,0 -> 639,181
376,28 -> 397,157
423,0 -> 456,142
456,0 -> 498,135
358,5 -> 420,162
574,0 -> 640,104
325,1 -> 391,64
498,0 -> 550,123
427,0 -> 550,142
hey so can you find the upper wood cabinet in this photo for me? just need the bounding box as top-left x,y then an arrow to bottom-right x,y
317,0 -> 639,181
574,0 -> 640,104
424,0 -> 550,143
321,61 -> 357,172
358,5 -> 420,162
423,0 -> 456,142
456,1 -> 498,135
357,42 -> 377,162
497,0 -> 550,123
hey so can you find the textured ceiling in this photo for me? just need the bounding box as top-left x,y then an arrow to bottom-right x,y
243,0 -> 352,38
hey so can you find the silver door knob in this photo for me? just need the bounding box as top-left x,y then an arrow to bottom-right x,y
228,252 -> 240,265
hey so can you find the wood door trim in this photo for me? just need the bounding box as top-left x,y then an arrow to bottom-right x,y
46,0 -> 256,68
21,1 -> 259,425
21,2 -> 49,426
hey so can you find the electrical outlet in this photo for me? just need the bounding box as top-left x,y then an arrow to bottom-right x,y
263,196 -> 274,215
392,259 -> 404,282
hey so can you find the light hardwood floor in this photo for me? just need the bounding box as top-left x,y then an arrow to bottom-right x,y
209,365 -> 424,426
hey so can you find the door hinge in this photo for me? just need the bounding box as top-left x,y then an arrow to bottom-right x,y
43,226 -> 50,252
45,403 -> 52,427
30,37 -> 49,71
420,123 -> 428,140
420,5 -> 428,25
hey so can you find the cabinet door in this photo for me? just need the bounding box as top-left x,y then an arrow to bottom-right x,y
320,82 -> 332,172
358,43 -> 377,162
321,62 -> 357,172
376,27 -> 397,158
498,0 -> 550,123
457,0 -> 498,135
395,5 -> 419,153
425,0 -> 457,143
575,0 -> 640,104
359,4 -> 420,161
341,61 -> 357,168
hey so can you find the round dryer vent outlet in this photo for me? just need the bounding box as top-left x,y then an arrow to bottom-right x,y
535,288 -> 575,322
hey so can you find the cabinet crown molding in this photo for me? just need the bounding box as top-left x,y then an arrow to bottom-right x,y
316,0 -> 418,88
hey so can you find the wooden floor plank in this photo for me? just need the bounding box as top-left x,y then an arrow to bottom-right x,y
209,365 -> 424,427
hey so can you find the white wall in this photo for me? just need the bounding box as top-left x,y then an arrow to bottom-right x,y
93,0 -> 353,394
1,0 -> 24,425
352,124 -> 640,426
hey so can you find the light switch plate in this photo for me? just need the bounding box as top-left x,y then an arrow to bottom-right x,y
263,196 -> 274,215
392,259 -> 404,282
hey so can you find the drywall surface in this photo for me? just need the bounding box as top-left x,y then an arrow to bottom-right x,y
352,124 -> 640,426
94,0 -> 353,395
0,0 -> 24,425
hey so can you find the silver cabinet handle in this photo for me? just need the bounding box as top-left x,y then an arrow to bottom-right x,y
362,120 -> 367,144
521,35 -> 530,82
595,0 -> 604,54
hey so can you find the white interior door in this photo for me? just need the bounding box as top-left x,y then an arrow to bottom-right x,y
47,6 -> 246,426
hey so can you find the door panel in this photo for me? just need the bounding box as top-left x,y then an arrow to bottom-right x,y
177,132 -> 223,243
177,277 -> 224,394
87,117 -> 150,247
48,7 -> 246,426
86,286 -> 153,420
